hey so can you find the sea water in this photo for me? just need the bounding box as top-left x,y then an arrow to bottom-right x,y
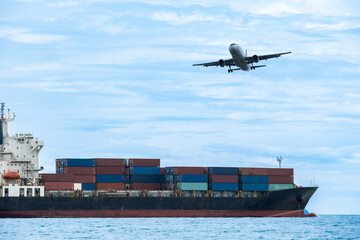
0,215 -> 359,239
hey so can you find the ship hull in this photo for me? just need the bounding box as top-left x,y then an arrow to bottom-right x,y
0,187 -> 317,218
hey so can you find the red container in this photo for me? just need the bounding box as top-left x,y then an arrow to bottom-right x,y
96,166 -> 124,175
96,183 -> 124,190
129,158 -> 160,167
131,183 -> 161,190
172,167 -> 208,175
239,168 -> 269,176
73,175 -> 96,183
160,168 -> 165,175
64,167 -> 95,175
209,175 -> 238,183
96,158 -> 125,167
41,174 -> 73,182
268,168 -> 294,176
56,159 -> 60,168
45,182 -> 73,190
268,175 -> 294,184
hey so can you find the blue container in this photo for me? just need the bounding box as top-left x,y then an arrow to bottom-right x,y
130,167 -> 160,175
240,175 -> 268,184
165,175 -> 174,183
159,175 -> 165,183
165,167 -> 173,175
65,158 -> 96,167
82,183 -> 96,190
175,174 -> 208,183
241,183 -> 268,192
56,167 -> 64,174
125,176 -> 130,183
130,175 -> 162,183
210,183 -> 239,191
208,167 -> 238,175
96,174 -> 124,183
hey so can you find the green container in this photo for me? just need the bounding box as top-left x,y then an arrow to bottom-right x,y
269,184 -> 294,191
177,182 -> 208,191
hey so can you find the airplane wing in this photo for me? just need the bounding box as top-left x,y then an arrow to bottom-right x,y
245,52 -> 291,64
193,58 -> 234,67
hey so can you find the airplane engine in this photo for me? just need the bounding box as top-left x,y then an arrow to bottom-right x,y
252,55 -> 259,63
218,59 -> 225,67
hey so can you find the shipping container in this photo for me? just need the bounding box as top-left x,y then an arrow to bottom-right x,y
129,158 -> 160,167
56,167 -> 64,174
175,174 -> 208,183
177,182 -> 208,191
40,174 -> 73,182
166,167 -> 208,175
73,175 -> 96,183
96,182 -> 124,190
268,176 -> 294,184
268,168 -> 294,176
209,175 -> 238,183
131,183 -> 161,190
239,175 -> 268,184
268,184 -> 294,191
239,168 -> 269,176
159,175 -> 165,183
95,158 -> 125,167
96,166 -> 124,175
129,167 -> 160,175
209,183 -> 239,191
129,175 -> 162,183
55,159 -> 60,168
82,183 -> 96,190
64,167 -> 96,175
240,183 -> 268,192
208,167 -> 238,175
44,182 -> 73,190
62,158 -> 96,167
74,183 -> 82,191
96,174 -> 124,183
160,168 -> 165,175
165,175 -> 173,183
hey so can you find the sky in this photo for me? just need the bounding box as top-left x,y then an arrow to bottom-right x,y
1,0 -> 360,214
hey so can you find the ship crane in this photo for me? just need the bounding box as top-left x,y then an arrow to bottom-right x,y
277,156 -> 283,168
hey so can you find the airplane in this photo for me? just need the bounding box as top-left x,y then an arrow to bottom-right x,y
193,43 -> 291,73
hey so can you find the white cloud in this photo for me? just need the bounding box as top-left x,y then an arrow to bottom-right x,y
48,1 -> 79,7
149,11 -> 230,25
0,28 -> 67,44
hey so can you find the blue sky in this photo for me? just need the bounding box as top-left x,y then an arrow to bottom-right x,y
1,0 -> 360,214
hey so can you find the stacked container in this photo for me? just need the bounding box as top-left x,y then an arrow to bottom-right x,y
165,167 -> 208,191
268,168 -> 294,191
208,167 -> 239,191
127,159 -> 161,190
239,168 -> 269,192
41,173 -> 74,190
57,159 -> 97,191
96,158 -> 125,190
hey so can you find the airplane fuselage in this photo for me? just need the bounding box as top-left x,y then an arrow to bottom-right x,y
229,44 -> 250,71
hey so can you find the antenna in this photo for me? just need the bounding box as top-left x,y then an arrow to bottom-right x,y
277,156 -> 283,168
1,103 -> 4,118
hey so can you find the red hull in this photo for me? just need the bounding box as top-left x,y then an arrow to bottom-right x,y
0,210 -> 316,218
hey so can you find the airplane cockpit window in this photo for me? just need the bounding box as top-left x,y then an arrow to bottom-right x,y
230,43 -> 236,46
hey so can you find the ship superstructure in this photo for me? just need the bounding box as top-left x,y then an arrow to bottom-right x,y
0,103 -> 44,197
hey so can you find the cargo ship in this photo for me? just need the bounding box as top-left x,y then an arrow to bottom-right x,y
0,104 -> 317,218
